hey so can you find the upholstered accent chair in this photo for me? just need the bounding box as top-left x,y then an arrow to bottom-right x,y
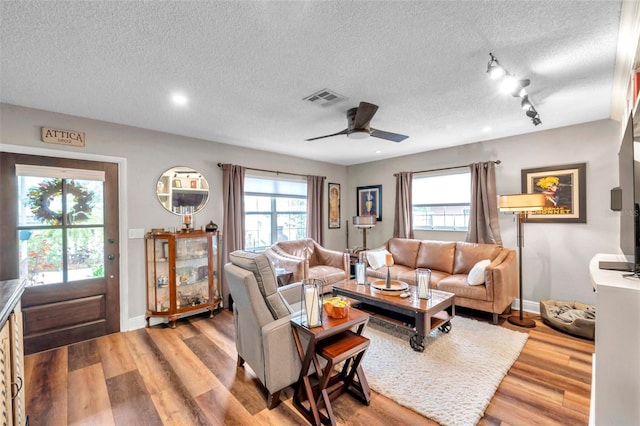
265,238 -> 349,287
223,250 -> 307,409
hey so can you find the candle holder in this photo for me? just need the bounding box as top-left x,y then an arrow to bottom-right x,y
301,278 -> 323,328
385,266 -> 391,289
416,268 -> 432,300
384,252 -> 394,289
181,206 -> 194,232
355,261 -> 367,285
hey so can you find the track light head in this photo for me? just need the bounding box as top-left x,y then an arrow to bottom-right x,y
526,106 -> 542,125
487,53 -> 505,79
511,79 -> 530,97
525,106 -> 538,118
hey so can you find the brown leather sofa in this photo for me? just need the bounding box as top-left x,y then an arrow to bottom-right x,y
364,238 -> 518,323
265,238 -> 349,288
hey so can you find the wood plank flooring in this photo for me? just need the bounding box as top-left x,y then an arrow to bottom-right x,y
24,308 -> 594,425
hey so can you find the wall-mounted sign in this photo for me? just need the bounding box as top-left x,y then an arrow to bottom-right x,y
41,127 -> 85,147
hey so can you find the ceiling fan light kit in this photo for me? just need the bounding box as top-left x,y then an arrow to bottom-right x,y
347,130 -> 370,139
305,101 -> 409,142
486,53 -> 541,126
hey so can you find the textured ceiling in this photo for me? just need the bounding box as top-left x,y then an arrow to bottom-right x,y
0,1 -> 626,165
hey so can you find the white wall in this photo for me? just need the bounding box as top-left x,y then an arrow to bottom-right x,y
347,119 -> 622,307
0,103 -> 348,329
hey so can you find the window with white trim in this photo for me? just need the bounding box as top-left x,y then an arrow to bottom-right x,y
244,175 -> 307,251
412,169 -> 471,231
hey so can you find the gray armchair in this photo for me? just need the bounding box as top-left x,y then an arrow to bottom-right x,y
223,250 -> 306,409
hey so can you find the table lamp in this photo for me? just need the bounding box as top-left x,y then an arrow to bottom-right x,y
352,216 -> 377,249
498,193 -> 546,328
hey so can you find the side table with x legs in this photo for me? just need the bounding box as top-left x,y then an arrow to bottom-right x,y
290,307 -> 371,426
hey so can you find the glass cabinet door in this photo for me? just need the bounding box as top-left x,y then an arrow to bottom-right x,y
174,235 -> 210,310
146,236 -> 171,312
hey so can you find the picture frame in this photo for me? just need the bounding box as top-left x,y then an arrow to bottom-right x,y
356,184 -> 382,221
328,182 -> 341,229
521,163 -> 586,223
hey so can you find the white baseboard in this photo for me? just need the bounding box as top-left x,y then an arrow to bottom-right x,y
126,315 -> 165,331
512,299 -> 540,315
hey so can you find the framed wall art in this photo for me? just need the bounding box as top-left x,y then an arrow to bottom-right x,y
356,184 -> 382,221
328,182 -> 341,229
521,163 -> 586,223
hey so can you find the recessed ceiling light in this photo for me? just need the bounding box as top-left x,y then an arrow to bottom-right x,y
375,150 -> 382,154
482,126 -> 492,132
171,93 -> 188,106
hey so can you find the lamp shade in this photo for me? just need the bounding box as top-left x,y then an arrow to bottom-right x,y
498,193 -> 546,212
352,215 -> 377,228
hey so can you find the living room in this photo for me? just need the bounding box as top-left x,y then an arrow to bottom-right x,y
0,1 -> 639,425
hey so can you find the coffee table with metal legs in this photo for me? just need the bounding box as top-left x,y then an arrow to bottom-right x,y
332,279 -> 455,352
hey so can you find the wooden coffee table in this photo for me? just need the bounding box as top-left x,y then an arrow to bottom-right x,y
332,279 -> 455,352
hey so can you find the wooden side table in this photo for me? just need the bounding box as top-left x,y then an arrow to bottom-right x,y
291,308 -> 371,426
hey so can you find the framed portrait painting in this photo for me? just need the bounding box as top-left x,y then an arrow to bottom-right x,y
521,163 -> 586,223
356,185 -> 382,221
328,182 -> 340,229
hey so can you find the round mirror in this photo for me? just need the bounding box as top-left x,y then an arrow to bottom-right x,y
156,166 -> 210,214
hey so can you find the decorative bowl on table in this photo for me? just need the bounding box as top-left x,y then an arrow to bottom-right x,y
323,297 -> 350,318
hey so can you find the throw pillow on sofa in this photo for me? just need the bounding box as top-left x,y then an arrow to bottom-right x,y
367,249 -> 391,269
467,259 -> 491,285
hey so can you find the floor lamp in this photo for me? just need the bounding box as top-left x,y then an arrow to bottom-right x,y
498,193 -> 546,328
352,216 -> 376,250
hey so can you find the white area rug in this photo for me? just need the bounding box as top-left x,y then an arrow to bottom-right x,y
361,316 -> 528,426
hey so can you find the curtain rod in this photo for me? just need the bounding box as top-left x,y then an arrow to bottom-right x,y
393,160 -> 501,176
217,163 -> 326,179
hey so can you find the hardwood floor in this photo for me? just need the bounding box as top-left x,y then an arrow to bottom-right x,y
24,308 -> 594,425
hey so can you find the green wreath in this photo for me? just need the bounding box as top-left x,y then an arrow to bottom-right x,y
27,179 -> 95,225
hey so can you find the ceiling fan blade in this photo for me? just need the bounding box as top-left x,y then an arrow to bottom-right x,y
370,128 -> 409,142
353,102 -> 379,128
305,129 -> 348,141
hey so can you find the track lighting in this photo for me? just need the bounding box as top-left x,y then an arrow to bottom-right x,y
486,53 -> 541,126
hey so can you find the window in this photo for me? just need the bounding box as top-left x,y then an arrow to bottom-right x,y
412,169 -> 471,231
16,164 -> 106,286
244,175 -> 307,251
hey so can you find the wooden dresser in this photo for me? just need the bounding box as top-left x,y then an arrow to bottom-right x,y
0,279 -> 26,426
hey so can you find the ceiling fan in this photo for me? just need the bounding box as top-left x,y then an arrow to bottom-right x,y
305,101 -> 409,142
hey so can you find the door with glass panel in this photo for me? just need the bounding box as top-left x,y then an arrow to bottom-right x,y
0,153 -> 119,354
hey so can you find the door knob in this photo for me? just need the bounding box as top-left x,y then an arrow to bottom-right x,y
108,254 -> 115,260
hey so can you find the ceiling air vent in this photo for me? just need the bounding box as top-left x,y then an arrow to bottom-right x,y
303,88 -> 346,106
